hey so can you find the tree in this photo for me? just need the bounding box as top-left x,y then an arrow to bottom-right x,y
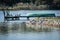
35,0 -> 42,6
0,0 -> 21,6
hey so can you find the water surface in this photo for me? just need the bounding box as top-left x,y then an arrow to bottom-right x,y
0,30 -> 60,40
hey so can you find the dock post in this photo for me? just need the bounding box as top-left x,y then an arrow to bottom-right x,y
3,10 -> 6,22
27,17 -> 29,20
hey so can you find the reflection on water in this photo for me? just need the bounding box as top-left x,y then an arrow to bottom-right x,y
0,22 -> 60,40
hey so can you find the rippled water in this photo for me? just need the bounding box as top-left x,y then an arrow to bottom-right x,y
0,30 -> 60,40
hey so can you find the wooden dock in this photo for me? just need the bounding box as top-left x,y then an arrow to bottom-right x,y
5,16 -> 41,21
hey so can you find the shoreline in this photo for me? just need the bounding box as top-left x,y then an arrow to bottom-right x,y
26,17 -> 60,29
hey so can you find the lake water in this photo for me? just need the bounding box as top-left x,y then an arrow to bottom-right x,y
0,10 -> 60,40
0,30 -> 60,40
